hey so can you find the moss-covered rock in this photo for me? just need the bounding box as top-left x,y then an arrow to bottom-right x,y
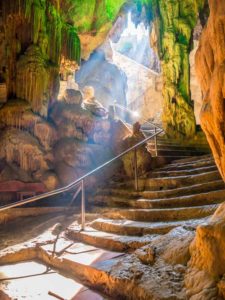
143,0 -> 206,138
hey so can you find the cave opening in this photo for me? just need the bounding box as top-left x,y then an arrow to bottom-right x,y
58,5 -> 162,126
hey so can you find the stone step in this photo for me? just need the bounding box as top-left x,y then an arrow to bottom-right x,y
150,149 -> 210,157
0,234 -> 186,300
134,189 -> 225,209
149,140 -> 209,148
93,189 -> 225,209
91,217 -> 207,236
94,180 -> 225,200
125,170 -> 221,190
147,143 -> 210,151
97,204 -> 218,222
170,154 -> 212,164
66,224 -> 158,252
157,158 -> 215,171
151,164 -> 217,177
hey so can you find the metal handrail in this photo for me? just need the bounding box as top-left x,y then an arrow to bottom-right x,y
113,102 -> 164,157
0,128 -> 163,230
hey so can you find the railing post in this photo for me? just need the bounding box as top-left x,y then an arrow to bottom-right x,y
154,127 -> 158,157
134,148 -> 138,191
81,180 -> 85,231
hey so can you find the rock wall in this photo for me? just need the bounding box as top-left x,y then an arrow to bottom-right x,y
146,0 -> 206,137
190,20 -> 204,125
195,0 -> 225,181
185,202 -> 225,299
0,92 -> 125,194
0,0 -> 81,115
0,0 -> 130,196
69,0 -> 127,59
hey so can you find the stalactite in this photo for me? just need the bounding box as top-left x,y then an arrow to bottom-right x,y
16,45 -> 50,115
2,0 -> 81,112
0,128 -> 48,172
143,0 -> 206,138
47,3 -> 62,64
0,101 -> 57,149
62,24 -> 81,63
32,0 -> 46,44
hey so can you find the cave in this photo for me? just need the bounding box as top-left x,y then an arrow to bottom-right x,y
0,1 -> 225,299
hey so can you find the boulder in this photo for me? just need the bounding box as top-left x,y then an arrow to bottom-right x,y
63,89 -> 83,105
50,101 -> 112,145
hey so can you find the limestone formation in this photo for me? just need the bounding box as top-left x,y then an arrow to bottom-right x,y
54,139 -> 114,187
147,0 -> 206,137
0,100 -> 57,150
195,0 -> 225,181
121,122 -> 152,178
50,95 -> 111,145
1,1 -> 81,113
185,202 -> 225,299
0,128 -> 49,173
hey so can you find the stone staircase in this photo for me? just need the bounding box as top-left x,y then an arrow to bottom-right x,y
65,154 -> 224,253
142,126 -> 211,159
1,154 -> 225,299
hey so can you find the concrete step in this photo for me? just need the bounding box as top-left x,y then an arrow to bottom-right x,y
93,189 -> 225,209
97,204 -> 218,222
91,217 -> 208,236
94,180 -> 225,201
66,224 -> 158,252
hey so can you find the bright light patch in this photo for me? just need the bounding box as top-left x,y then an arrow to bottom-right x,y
132,111 -> 140,117
122,12 -> 149,41
0,261 -> 84,299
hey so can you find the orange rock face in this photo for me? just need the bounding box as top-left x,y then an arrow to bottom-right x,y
195,0 -> 225,181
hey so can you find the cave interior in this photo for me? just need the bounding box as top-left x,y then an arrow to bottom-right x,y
0,0 -> 225,299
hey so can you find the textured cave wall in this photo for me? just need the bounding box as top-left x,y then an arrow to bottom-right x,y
0,0 -> 80,115
145,0 -> 206,138
195,0 -> 225,181
0,0 -> 128,111
0,0 -> 130,194
190,23 -> 203,125
65,0 -> 127,59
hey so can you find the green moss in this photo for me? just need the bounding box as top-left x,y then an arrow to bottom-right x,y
105,0 -> 126,21
62,24 -> 81,63
69,0 -> 96,32
20,0 -> 81,65
139,0 -> 207,137
66,0 -> 126,33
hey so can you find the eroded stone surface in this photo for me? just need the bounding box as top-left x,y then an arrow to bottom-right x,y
195,0 -> 225,181
185,202 -> 225,299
